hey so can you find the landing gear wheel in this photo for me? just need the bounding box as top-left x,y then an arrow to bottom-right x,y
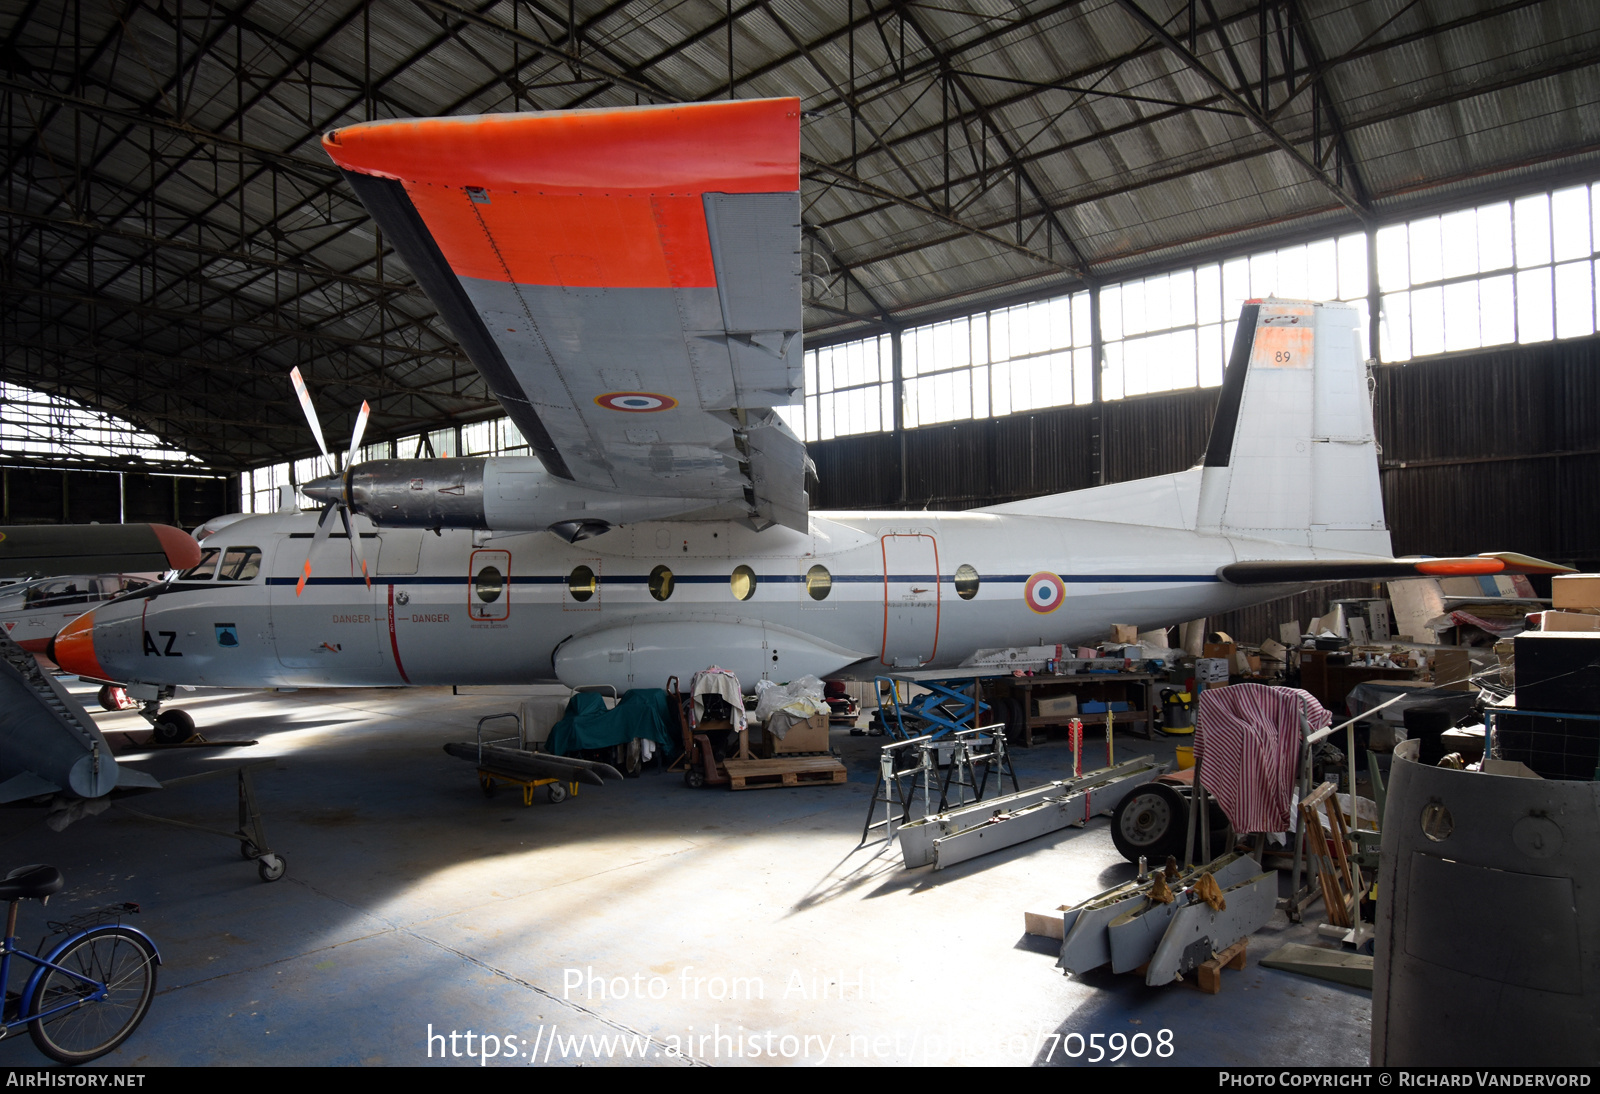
27,925 -> 158,1064
547,782 -> 568,804
97,685 -> 133,712
238,841 -> 259,860
150,710 -> 194,745
1111,782 -> 1188,863
684,767 -> 706,789
257,854 -> 286,882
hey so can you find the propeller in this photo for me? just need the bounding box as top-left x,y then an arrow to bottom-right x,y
289,367 -> 371,597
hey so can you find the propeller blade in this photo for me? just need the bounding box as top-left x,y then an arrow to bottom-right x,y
289,367 -> 335,477
338,507 -> 371,589
295,503 -> 340,597
344,400 -> 371,474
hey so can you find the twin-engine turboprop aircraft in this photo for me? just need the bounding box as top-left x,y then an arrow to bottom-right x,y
49,99 -> 1567,732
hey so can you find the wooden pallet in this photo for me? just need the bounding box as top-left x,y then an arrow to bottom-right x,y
722,756 -> 847,790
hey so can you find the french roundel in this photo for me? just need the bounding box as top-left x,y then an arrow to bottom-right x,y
595,391 -> 678,413
1024,571 -> 1065,614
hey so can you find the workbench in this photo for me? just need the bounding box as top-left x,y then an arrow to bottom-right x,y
988,672 -> 1162,746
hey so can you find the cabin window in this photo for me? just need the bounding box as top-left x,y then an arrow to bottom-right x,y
805,564 -> 832,601
568,565 -> 597,602
649,565 -> 674,601
954,564 -> 980,600
730,565 -> 756,601
180,548 -> 220,580
219,547 -> 262,581
475,565 -> 504,603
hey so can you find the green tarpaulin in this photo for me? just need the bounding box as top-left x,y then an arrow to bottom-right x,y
546,689 -> 678,756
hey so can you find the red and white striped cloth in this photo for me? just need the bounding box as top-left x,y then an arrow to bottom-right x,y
1194,683 -> 1330,833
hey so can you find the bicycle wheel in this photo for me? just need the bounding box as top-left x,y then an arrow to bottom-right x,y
28,926 -> 158,1064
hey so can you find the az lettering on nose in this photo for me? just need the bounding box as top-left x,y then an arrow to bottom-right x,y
143,631 -> 182,656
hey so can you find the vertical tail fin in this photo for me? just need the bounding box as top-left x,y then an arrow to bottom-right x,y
1195,300 -> 1390,556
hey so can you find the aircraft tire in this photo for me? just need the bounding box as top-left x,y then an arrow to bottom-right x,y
151,710 -> 194,745
1110,782 -> 1188,863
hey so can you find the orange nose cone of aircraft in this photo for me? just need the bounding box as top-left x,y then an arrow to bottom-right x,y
50,611 -> 110,680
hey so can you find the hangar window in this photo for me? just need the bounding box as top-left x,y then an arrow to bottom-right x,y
568,565 -> 596,602
954,564 -> 980,600
219,547 -> 262,581
805,564 -> 831,601
180,548 -> 220,580
649,565 -> 674,601
730,565 -> 757,601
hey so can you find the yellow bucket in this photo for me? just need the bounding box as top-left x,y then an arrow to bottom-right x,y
1175,745 -> 1195,770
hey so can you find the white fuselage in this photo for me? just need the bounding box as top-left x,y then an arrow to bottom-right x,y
66,507 -> 1312,694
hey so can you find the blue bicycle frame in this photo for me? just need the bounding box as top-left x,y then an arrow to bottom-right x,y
1,900 -> 161,1031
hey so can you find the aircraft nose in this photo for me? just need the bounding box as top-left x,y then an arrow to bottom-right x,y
51,611 -> 111,681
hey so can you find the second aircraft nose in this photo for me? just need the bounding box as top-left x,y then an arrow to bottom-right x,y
50,611 -> 111,682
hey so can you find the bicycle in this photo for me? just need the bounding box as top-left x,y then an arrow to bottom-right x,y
0,864 -> 160,1064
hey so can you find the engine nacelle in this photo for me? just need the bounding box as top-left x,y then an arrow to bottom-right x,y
305,458 -> 725,539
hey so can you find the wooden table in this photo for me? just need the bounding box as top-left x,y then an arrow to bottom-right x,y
987,672 -> 1162,746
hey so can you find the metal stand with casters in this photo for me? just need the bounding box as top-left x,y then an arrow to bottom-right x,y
114,761 -> 285,883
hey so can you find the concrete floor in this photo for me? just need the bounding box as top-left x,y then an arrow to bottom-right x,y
0,682 -> 1370,1067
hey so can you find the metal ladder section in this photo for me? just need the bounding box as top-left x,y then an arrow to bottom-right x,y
0,626 -> 126,803
859,725 -> 1019,845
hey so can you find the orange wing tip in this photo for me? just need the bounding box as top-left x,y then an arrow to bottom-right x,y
1479,552 -> 1578,575
147,523 -> 202,571
1414,558 -> 1505,576
321,98 -> 801,194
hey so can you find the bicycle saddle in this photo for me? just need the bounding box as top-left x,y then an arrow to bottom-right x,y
0,865 -> 64,901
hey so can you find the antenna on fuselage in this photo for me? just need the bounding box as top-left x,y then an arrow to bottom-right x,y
288,367 -> 371,597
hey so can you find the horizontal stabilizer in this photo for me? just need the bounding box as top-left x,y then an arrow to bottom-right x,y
1219,552 -> 1575,585
116,765 -> 162,792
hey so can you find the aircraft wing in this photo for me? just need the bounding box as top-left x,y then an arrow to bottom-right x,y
1218,552 -> 1575,584
0,524 -> 200,579
323,100 -> 811,531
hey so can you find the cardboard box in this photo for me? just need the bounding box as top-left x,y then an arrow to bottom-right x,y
1035,694 -> 1079,719
1552,574 -> 1600,610
1541,610 -> 1600,632
762,711 -> 829,755
1110,624 -> 1139,645
1196,657 -> 1230,684
1203,641 -> 1237,660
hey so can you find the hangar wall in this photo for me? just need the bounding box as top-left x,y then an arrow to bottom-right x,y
807,335 -> 1600,641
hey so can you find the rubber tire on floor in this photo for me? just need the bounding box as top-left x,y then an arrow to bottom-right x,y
547,782 -> 568,804
150,709 -> 194,745
27,926 -> 158,1064
257,855 -> 286,882
239,841 -> 259,860
684,767 -> 706,789
1111,782 -> 1189,864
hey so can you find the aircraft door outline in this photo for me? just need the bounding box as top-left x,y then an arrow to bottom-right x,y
469,549 -> 511,622
880,533 -> 940,667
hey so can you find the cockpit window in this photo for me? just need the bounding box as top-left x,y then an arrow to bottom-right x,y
180,548 -> 220,580
219,547 -> 262,581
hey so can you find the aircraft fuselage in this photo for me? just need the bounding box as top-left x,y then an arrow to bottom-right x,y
56,507 -> 1305,694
